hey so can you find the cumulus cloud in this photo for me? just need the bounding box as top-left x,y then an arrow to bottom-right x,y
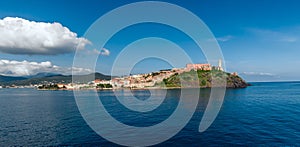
0,60 -> 92,76
0,17 -> 91,55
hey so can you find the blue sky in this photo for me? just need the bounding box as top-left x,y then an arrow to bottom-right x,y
0,0 -> 300,81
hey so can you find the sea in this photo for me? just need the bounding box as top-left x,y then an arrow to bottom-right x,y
0,82 -> 300,146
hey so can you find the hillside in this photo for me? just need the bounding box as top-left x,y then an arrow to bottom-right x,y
157,70 -> 249,88
24,72 -> 62,79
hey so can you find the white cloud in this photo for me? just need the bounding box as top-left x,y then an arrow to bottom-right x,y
86,48 -> 110,56
247,28 -> 299,43
0,59 -> 92,76
99,48 -> 110,56
216,35 -> 233,42
0,17 -> 91,55
207,35 -> 233,42
279,37 -> 297,43
241,72 -> 276,76
239,72 -> 281,82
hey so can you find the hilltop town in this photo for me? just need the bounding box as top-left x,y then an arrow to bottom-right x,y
36,60 -> 247,90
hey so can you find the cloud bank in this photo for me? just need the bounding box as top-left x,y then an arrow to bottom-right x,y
0,60 -> 92,76
0,17 -> 91,55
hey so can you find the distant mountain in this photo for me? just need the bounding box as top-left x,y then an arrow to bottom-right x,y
25,72 -> 63,79
1,72 -> 114,86
73,73 -> 113,83
0,75 -> 27,83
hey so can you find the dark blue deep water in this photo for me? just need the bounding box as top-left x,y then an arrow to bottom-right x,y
0,82 -> 300,146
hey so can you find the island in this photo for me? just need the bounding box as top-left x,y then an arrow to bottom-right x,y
34,61 -> 249,90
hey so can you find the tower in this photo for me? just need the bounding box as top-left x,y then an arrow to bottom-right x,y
218,59 -> 223,71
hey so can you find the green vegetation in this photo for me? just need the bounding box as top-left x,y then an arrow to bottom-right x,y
38,84 -> 59,90
97,83 -> 113,89
156,69 -> 248,88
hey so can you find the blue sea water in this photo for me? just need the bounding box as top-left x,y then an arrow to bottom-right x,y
0,82 -> 300,146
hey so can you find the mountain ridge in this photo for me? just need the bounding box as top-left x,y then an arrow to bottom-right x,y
0,72 -> 113,86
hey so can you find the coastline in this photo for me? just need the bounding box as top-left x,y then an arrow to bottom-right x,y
37,85 -> 249,91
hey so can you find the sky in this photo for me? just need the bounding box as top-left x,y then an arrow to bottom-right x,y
0,0 -> 300,81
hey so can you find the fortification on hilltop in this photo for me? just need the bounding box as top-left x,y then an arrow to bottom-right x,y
185,59 -> 224,71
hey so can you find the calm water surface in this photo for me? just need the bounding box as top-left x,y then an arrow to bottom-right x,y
0,82 -> 300,146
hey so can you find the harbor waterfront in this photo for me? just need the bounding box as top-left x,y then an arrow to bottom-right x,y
0,81 -> 299,146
